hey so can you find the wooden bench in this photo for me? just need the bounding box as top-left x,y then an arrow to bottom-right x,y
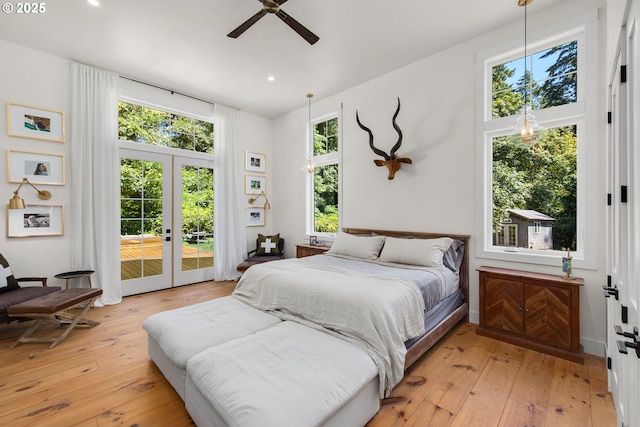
7,288 -> 102,348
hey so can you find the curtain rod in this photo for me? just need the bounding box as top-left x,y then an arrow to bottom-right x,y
120,76 -> 216,107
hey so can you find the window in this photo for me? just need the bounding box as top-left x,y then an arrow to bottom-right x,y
307,115 -> 340,235
534,222 -> 542,234
476,13 -> 598,269
118,101 -> 214,154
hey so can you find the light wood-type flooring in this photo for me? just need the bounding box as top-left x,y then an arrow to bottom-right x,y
0,281 -> 616,427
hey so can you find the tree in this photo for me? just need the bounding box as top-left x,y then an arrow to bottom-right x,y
538,41 -> 578,108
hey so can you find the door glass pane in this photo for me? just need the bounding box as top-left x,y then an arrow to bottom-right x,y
121,159 -> 164,280
181,166 -> 214,271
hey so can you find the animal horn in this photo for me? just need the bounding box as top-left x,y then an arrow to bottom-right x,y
356,111 -> 390,160
389,97 -> 403,159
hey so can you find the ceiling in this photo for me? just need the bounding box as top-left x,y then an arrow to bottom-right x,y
0,0 -> 566,119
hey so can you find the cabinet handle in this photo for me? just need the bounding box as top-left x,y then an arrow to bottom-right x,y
525,308 -> 530,313
517,307 -> 522,311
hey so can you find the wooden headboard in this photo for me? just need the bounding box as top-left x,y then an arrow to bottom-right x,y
342,228 -> 471,312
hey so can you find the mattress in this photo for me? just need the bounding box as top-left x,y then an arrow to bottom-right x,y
143,296 -> 282,399
185,321 -> 380,427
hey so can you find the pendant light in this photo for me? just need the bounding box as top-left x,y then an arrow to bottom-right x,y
514,0 -> 541,142
305,93 -> 315,173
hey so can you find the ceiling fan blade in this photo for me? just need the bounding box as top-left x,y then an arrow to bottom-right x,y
275,9 -> 319,45
227,9 -> 268,38
275,0 -> 289,5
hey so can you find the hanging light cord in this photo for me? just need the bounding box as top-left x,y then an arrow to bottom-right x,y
523,0 -> 528,112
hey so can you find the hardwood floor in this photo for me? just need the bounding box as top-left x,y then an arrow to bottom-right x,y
0,281 -> 616,427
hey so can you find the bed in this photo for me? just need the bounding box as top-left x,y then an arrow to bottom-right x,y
144,228 -> 469,426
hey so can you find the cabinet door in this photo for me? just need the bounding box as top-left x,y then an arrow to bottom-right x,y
524,284 -> 571,349
483,276 -> 524,335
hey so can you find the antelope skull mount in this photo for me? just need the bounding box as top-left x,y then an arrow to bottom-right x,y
356,97 -> 412,180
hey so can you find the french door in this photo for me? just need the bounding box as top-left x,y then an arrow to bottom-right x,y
120,149 -> 214,296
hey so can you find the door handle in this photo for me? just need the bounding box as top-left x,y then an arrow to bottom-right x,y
615,325 -> 640,359
602,285 -> 619,300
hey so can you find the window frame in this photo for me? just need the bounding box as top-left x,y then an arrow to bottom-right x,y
305,110 -> 342,238
475,11 -> 599,270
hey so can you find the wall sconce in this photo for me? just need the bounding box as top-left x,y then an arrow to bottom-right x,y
9,178 -> 51,209
248,191 -> 271,210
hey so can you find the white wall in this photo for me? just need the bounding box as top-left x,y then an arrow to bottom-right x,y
0,39 -> 274,286
271,0 -> 608,356
0,40 -> 72,286
238,110 -> 275,252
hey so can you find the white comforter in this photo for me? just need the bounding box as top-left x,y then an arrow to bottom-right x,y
232,257 -> 426,398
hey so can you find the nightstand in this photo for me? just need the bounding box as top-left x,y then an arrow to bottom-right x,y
296,244 -> 329,258
477,266 -> 584,364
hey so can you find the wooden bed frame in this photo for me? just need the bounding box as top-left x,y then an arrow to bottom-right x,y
342,228 -> 470,369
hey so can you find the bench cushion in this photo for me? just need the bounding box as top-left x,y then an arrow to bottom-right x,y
144,296 -> 282,370
0,286 -> 62,323
7,288 -> 101,315
186,321 -> 378,427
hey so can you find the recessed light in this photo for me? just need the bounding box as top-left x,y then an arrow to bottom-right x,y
267,76 -> 275,82
87,0 -> 100,6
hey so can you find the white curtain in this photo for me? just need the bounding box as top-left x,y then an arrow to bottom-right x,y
213,104 -> 246,280
70,63 -> 121,305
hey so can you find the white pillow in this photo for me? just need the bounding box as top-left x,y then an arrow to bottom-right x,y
327,232 -> 386,260
378,236 -> 453,267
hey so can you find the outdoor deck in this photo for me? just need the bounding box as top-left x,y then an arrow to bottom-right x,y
121,236 -> 213,280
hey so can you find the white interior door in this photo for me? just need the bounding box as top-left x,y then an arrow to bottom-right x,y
607,37 -> 628,424
608,5 -> 640,425
625,6 -> 640,425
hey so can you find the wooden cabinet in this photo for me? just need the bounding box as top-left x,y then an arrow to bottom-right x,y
296,244 -> 329,258
477,266 -> 584,363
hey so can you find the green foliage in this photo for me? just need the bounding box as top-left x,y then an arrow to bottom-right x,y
313,118 -> 339,156
313,164 -> 339,233
118,102 -> 214,154
181,166 -> 214,236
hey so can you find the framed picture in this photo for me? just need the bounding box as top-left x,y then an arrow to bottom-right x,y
245,175 -> 266,195
7,204 -> 64,237
245,151 -> 266,173
7,102 -> 65,143
246,207 -> 265,227
7,150 -> 65,185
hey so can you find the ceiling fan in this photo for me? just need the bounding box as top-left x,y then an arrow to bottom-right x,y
227,0 -> 319,45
